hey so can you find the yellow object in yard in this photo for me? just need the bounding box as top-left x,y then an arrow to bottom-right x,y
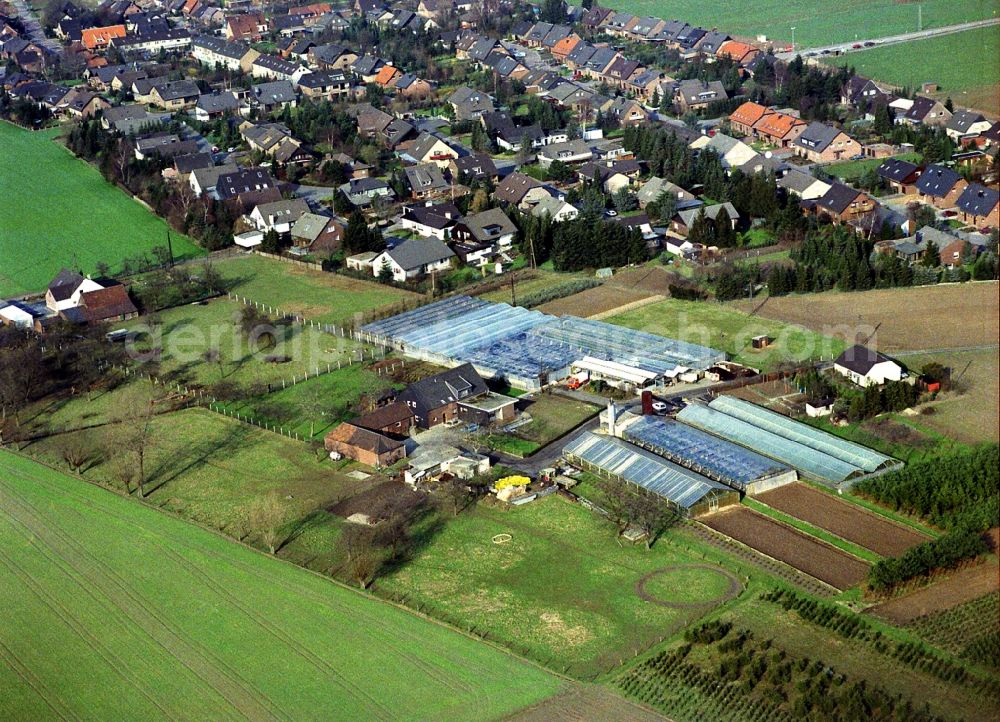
495,475 -> 531,492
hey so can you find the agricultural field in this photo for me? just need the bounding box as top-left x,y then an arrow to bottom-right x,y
213,254 -> 420,325
895,349 -> 999,444
869,557 -> 1000,624
598,0 -> 996,47
755,483 -> 931,556
217,361 -> 398,440
906,591 -> 1000,664
120,297 -> 367,388
0,450 -> 563,721
538,284 -> 654,318
23,405 -> 376,536
378,494 -> 757,677
0,123 -> 202,297
729,282 -> 1000,352
823,27 -> 1000,115
609,297 -> 847,371
701,506 -> 870,589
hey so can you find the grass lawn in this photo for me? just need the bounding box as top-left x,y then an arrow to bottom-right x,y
596,0 -> 995,47
121,297 -> 366,388
514,393 -> 600,446
823,152 -> 922,181
213,254 -> 420,325
735,249 -> 791,266
0,123 -> 203,296
822,27 -> 1000,101
608,298 -> 848,371
379,494 -> 761,677
0,450 -> 563,721
218,362 -> 398,440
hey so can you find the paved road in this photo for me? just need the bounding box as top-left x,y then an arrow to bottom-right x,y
9,0 -> 61,52
776,18 -> 1000,60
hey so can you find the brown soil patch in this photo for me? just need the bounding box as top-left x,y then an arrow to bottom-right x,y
729,283 -> 1000,352
702,506 -> 870,590
868,559 -> 1000,624
756,483 -> 930,556
328,479 -> 418,519
538,284 -> 651,317
604,265 -> 685,296
504,683 -> 666,722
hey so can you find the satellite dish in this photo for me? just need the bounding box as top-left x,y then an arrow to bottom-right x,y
764,151 -> 773,159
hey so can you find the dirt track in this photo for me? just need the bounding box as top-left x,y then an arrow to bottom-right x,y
756,483 -> 931,556
702,506 -> 869,590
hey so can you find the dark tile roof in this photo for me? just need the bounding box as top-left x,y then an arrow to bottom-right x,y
914,164 -> 962,197
955,183 -> 999,217
817,183 -> 863,214
48,268 -> 84,300
876,158 -> 920,183
835,345 -> 897,375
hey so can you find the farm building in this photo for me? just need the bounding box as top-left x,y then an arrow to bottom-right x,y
562,431 -> 739,516
834,344 -> 905,386
617,415 -> 798,495
361,296 -> 724,391
677,396 -> 900,484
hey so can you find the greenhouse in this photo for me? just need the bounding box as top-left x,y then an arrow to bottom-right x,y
562,431 -> 738,515
708,396 -> 898,473
361,296 -> 724,390
676,402 -> 892,484
621,416 -> 797,494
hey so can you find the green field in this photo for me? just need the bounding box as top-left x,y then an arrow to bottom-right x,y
823,27 -> 1000,100
0,450 -> 563,720
608,298 -> 848,371
121,297 -> 366,388
379,494 -> 755,677
214,255 -> 419,325
599,0 -> 997,47
0,123 -> 203,297
823,152 -> 923,180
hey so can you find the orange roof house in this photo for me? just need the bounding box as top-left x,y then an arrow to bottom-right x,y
551,34 -> 582,61
752,111 -> 807,147
717,40 -> 760,66
729,101 -> 772,136
181,0 -> 200,14
289,2 -> 331,15
374,65 -> 402,88
81,25 -> 126,50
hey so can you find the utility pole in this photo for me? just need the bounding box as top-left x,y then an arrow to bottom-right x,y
510,272 -> 516,306
166,229 -> 174,267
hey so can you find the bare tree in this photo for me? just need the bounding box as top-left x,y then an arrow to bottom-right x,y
299,385 -> 328,438
596,476 -> 630,531
60,437 -> 92,474
625,489 -> 677,550
107,386 -> 159,498
348,552 -> 379,590
248,493 -> 288,554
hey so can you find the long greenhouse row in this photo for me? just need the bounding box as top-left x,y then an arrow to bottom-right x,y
361,296 -> 724,390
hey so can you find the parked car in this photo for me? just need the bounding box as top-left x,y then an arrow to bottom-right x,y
852,43 -> 862,49
942,210 -> 958,217
651,401 -> 668,413
863,41 -> 875,47
604,209 -> 618,217
849,153 -> 865,160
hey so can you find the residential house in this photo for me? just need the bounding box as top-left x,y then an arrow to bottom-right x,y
673,79 -> 727,113
61,285 -> 138,325
550,33 -> 582,62
716,40 -> 759,66
102,103 -> 168,134
190,162 -> 239,197
955,183 -> 1000,229
671,203 -> 739,237
809,183 -> 877,225
45,269 -> 104,312
793,122 -> 861,163
876,158 -> 923,194
395,74 -> 433,100
776,169 -> 831,200
224,13 -> 267,42
111,29 -> 192,55
289,212 -> 343,251
915,165 -> 967,209
297,71 -> 351,101
449,153 -> 498,183
81,24 -> 126,50
450,207 -> 517,249
309,43 -> 357,71
898,96 -> 952,127
577,162 -> 631,194
405,132 -> 459,168
324,422 -> 406,467
399,202 -> 461,239
241,122 -> 310,164
251,55 -> 302,82
690,133 -> 758,169
637,177 -> 701,210
495,171 -> 550,209
134,133 -> 198,160
397,362 -> 489,429
353,401 -> 415,436
403,163 -> 450,199
530,195 -> 578,222
728,101 -> 771,137
248,198 -> 310,234
752,110 -> 806,147
194,91 -> 241,121
147,80 -> 200,110
251,79 -> 297,111
330,153 -> 371,179
840,76 -> 893,113
370,238 -> 455,282
339,177 -> 394,207
373,64 -> 402,88
215,167 -> 277,201
449,86 -> 494,120
603,96 -> 648,128
834,345 -> 904,387
537,139 -> 593,167
191,35 -> 257,72
946,110 -> 992,141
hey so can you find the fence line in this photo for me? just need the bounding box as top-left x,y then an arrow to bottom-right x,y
252,250 -> 324,272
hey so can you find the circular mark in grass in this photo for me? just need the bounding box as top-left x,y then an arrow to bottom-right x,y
635,564 -> 742,608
